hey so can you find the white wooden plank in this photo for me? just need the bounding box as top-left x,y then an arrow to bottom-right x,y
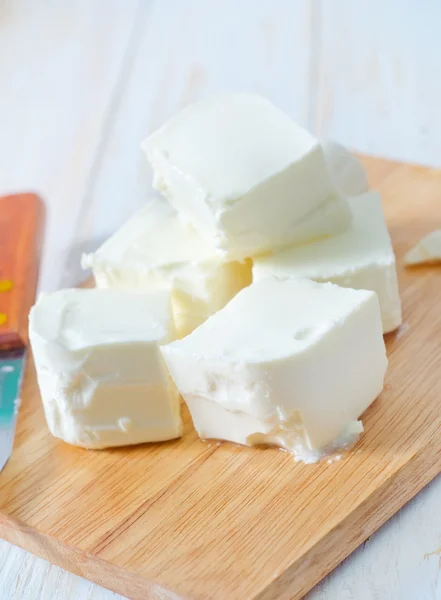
77,0 -> 314,283
0,540 -> 126,599
316,0 -> 441,166
308,474 -> 441,600
0,0 -> 140,291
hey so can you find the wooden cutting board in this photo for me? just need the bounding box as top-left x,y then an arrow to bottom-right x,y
1,156 -> 441,600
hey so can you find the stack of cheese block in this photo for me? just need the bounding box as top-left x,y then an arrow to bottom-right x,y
30,94 -> 401,463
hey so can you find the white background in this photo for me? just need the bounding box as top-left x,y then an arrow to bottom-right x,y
1,1 -> 441,598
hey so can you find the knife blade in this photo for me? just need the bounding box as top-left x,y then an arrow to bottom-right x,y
0,349 -> 25,471
0,193 -> 45,471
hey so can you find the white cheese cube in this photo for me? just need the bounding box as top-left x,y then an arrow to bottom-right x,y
322,140 -> 369,196
142,93 -> 351,259
253,192 -> 402,333
161,277 -> 387,462
29,289 -> 182,449
82,199 -> 252,338
404,230 -> 441,265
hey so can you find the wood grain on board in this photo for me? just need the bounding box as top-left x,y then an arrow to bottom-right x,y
1,156 -> 441,600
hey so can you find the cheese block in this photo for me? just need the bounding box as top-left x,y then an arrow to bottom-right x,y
29,288 -> 182,449
161,277 -> 387,463
322,140 -> 369,196
253,192 -> 402,333
142,93 -> 351,259
404,230 -> 441,265
82,199 -> 252,338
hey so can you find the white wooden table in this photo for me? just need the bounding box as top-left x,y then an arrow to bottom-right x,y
1,1 -> 441,598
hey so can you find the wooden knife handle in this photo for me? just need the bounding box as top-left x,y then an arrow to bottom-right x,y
0,194 -> 45,350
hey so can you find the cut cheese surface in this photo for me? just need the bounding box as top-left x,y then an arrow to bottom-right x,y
253,192 -> 402,333
322,140 -> 369,196
404,230 -> 441,265
29,288 -> 182,449
143,93 -> 351,259
82,199 -> 251,338
162,277 -> 387,462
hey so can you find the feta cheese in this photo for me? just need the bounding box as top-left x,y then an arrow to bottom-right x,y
82,200 -> 252,338
404,230 -> 441,265
29,289 -> 182,448
322,140 -> 369,196
161,278 -> 387,461
142,93 -> 351,259
253,192 -> 402,333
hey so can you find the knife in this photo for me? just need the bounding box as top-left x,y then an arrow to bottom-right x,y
0,193 -> 45,471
